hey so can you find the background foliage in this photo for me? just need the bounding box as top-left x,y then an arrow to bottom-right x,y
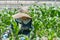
0,4 -> 60,40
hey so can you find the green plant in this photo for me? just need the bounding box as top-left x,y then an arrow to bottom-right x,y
28,4 -> 60,40
0,4 -> 60,40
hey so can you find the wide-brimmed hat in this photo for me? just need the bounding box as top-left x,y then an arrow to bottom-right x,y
12,12 -> 31,19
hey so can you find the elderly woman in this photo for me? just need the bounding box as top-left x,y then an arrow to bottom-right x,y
2,10 -> 34,40
13,12 -> 33,35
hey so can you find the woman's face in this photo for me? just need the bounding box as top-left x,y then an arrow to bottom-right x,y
16,17 -> 31,24
21,17 -> 31,24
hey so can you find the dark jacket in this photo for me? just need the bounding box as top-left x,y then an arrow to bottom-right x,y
5,19 -> 34,36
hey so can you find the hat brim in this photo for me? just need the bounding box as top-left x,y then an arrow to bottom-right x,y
12,12 -> 31,19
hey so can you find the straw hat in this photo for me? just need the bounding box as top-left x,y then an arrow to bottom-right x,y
12,12 -> 31,19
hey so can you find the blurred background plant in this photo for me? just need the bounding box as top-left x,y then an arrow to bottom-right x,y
0,4 -> 60,40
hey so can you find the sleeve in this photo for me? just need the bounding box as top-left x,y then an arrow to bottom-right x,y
31,25 -> 34,32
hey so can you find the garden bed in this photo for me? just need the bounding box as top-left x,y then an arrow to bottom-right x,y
0,4 -> 60,40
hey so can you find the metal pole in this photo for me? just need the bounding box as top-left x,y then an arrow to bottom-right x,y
55,0 -> 57,4
16,0 -> 19,10
55,0 -> 57,6
51,0 -> 53,6
17,0 -> 18,8
5,0 -> 7,8
9,0 -> 12,10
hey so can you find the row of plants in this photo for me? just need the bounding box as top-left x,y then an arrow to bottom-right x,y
28,4 -> 60,40
0,4 -> 60,40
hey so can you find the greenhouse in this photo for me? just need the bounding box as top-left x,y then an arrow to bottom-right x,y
0,0 -> 60,40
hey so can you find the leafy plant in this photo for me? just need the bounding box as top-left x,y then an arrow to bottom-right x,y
0,4 -> 60,40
